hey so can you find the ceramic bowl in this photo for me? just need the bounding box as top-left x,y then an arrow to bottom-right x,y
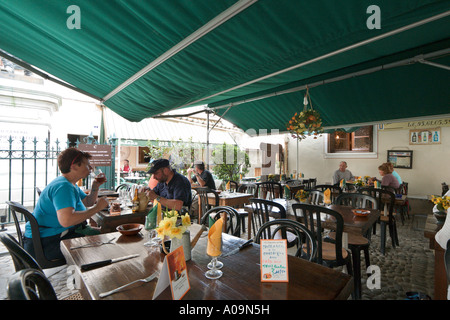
352,209 -> 370,217
116,223 -> 143,236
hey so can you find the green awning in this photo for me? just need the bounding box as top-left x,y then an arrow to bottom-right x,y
0,0 -> 449,132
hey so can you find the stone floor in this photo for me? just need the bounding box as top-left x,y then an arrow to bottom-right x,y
0,212 -> 436,300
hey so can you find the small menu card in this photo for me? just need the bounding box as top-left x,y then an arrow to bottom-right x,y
152,246 -> 190,300
260,239 -> 289,282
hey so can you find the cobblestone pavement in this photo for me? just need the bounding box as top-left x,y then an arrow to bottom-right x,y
0,215 -> 435,300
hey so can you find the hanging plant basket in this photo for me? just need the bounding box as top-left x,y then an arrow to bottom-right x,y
286,88 -> 324,140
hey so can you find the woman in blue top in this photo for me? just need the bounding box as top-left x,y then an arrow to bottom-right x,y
23,148 -> 109,261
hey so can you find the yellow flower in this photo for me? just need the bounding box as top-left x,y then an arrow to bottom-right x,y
169,226 -> 186,239
156,226 -> 165,239
181,213 -> 191,227
432,195 -> 450,211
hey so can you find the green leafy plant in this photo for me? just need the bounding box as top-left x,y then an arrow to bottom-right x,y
211,143 -> 250,182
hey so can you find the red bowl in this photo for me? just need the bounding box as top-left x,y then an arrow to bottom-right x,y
352,209 -> 370,217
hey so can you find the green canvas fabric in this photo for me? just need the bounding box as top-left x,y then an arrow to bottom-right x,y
0,0 -> 449,131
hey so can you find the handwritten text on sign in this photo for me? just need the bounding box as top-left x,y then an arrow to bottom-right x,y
260,239 -> 288,282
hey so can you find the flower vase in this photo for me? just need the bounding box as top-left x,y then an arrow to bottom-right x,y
170,230 -> 191,261
433,211 -> 447,227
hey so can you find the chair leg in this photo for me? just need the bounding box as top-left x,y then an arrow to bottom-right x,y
380,222 -> 386,255
388,222 -> 396,249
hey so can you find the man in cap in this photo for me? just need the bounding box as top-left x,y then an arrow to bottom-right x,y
145,159 -> 192,211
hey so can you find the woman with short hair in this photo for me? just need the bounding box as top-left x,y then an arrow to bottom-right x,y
23,148 -> 109,261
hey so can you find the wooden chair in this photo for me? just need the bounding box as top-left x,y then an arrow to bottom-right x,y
224,180 -> 239,192
291,203 -> 353,276
308,190 -> 324,205
308,178 -> 317,191
255,182 -> 283,200
6,201 -> 66,269
195,187 -> 219,223
330,192 -> 378,299
255,219 -> 317,261
0,233 -> 42,272
7,268 -> 58,300
236,183 -> 258,233
200,206 -> 241,237
360,187 -> 398,254
314,184 -> 342,203
442,182 -> 449,196
249,198 -> 286,241
396,182 -> 410,224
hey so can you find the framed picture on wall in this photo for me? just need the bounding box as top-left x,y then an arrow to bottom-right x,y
409,127 -> 441,145
387,150 -> 413,169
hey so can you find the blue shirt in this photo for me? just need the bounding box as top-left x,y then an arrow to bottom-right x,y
24,176 -> 87,238
153,170 -> 192,208
392,170 -> 402,184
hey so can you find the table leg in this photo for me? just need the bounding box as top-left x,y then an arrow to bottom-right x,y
342,232 -> 348,250
247,211 -> 252,240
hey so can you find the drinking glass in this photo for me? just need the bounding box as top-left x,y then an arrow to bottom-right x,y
91,168 -> 106,184
205,237 -> 223,279
143,216 -> 160,247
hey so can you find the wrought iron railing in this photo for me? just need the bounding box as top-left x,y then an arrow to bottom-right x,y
0,134 -> 116,230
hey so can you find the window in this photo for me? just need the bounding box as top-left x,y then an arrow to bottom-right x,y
138,146 -> 151,165
329,126 -> 373,152
324,125 -> 377,159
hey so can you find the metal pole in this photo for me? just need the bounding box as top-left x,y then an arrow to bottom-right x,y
206,111 -> 210,170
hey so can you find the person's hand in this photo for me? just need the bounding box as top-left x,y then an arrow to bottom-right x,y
94,197 -> 109,211
187,168 -> 194,174
145,189 -> 158,201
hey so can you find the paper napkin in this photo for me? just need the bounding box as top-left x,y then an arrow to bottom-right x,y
207,217 -> 223,257
324,188 -> 331,204
153,199 -> 162,224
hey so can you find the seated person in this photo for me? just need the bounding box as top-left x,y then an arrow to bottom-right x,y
121,159 -> 132,173
145,159 -> 192,211
186,160 -> 216,190
23,148 -> 109,261
369,163 -> 400,190
332,161 -> 355,185
386,162 -> 402,185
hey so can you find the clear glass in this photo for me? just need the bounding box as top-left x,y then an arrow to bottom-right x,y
143,216 -> 160,247
205,237 -> 223,279
90,167 -> 106,184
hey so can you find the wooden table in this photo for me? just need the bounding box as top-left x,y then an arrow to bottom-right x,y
424,215 -> 447,300
91,206 -> 150,233
61,224 -> 353,300
207,191 -> 253,207
273,199 -> 380,236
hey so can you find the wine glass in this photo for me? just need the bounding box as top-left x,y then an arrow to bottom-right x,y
143,216 -> 160,247
205,237 -> 223,279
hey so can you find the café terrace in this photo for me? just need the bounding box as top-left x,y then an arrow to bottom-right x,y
0,1 -> 449,305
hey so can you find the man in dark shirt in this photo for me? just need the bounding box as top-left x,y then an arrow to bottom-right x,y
187,160 -> 216,190
145,159 -> 192,211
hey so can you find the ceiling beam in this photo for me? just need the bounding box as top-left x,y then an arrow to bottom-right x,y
102,0 -> 258,102
180,10 -> 450,109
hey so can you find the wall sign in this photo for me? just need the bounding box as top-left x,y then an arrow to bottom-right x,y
78,144 -> 112,166
409,127 -> 440,145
